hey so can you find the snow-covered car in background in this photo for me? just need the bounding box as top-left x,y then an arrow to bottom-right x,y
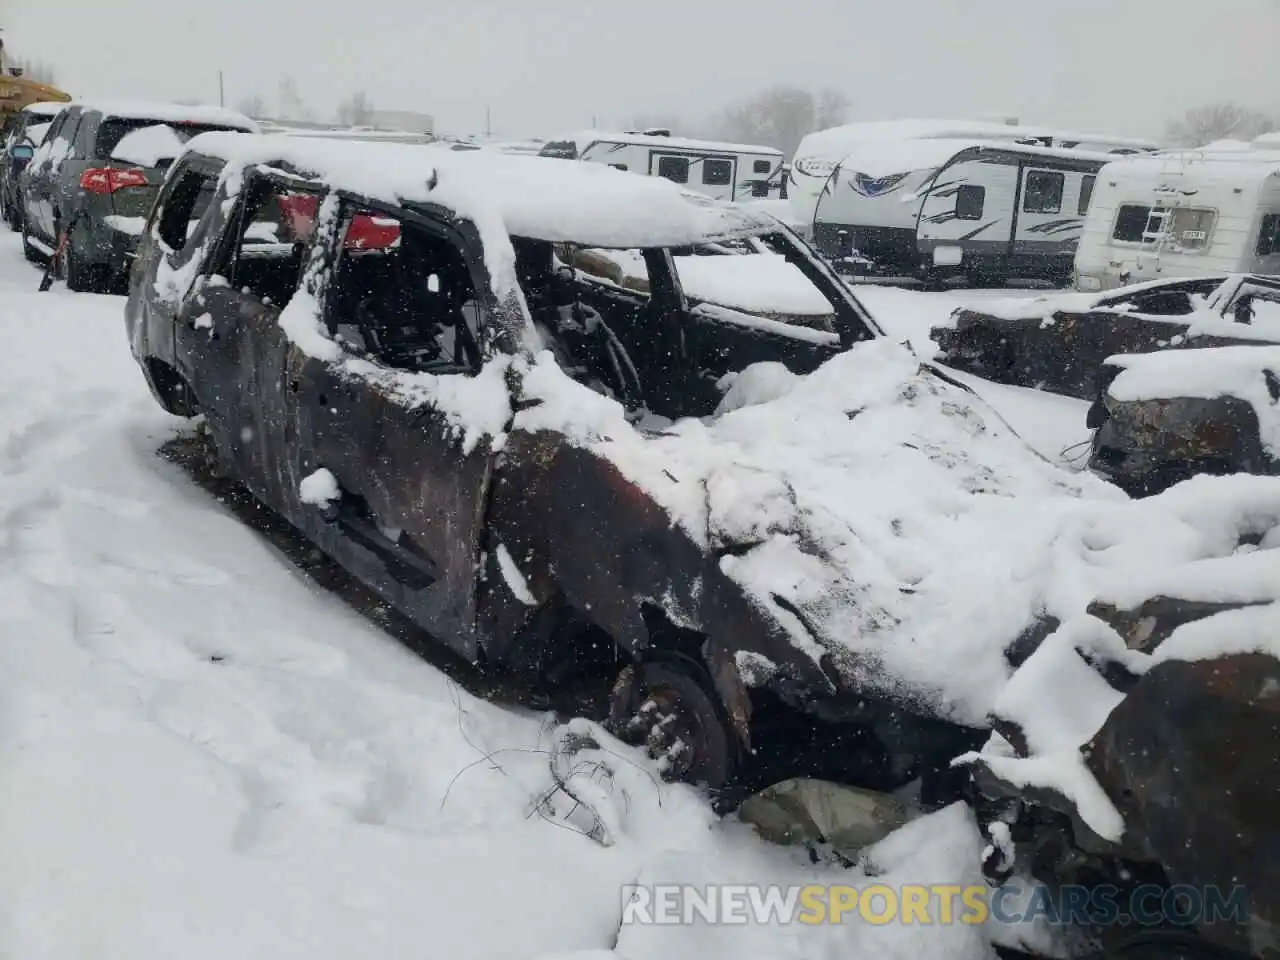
1087,343 -> 1280,496
934,274 -> 1280,400
0,99 -> 63,230
127,133 -> 1173,814
19,100 -> 258,292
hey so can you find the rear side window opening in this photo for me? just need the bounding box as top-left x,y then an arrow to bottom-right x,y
156,164 -> 222,251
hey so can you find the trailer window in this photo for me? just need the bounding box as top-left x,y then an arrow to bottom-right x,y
955,184 -> 985,220
1078,176 -> 1096,215
1257,214 -> 1280,257
656,156 -> 689,184
1113,204 -> 1153,243
703,158 -> 732,187
1023,170 -> 1064,214
1168,208 -> 1216,252
753,159 -> 771,174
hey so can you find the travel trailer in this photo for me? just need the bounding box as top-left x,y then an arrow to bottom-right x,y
789,119 -> 1157,236
811,140 -> 1112,283
1073,150 -> 1280,292
536,130 -> 785,201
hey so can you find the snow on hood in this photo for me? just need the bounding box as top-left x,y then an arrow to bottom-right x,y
110,123 -> 188,167
516,337 -> 1138,726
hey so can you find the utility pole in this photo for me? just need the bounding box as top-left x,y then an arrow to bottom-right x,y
217,70 -> 225,107
485,105 -> 491,138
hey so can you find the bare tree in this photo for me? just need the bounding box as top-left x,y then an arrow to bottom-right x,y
237,94 -> 268,119
336,91 -> 375,128
1166,102 -> 1280,147
276,76 -> 312,123
711,85 -> 850,158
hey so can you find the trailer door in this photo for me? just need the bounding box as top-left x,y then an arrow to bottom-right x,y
1013,166 -> 1081,258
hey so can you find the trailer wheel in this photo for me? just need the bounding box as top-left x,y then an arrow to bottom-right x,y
606,657 -> 737,791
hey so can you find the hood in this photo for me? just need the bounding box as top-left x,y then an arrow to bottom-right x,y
512,338 -> 1137,726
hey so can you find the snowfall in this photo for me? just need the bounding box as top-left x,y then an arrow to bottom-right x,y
2,221 -> 1277,960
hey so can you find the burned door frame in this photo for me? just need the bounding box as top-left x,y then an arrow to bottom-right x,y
180,166 -> 328,504
281,193 -> 503,660
140,152 -> 229,370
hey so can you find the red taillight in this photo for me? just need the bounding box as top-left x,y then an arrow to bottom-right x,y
79,167 -> 149,194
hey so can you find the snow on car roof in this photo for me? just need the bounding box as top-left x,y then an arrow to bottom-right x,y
64,100 -> 259,130
21,101 -> 66,118
185,132 -> 786,294
552,130 -> 784,157
1106,344 -> 1280,456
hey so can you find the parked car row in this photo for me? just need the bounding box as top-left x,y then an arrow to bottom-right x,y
4,99 -> 259,292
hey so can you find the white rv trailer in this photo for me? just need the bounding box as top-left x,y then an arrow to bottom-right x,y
1074,150 -> 1280,292
789,119 -> 1157,237
811,140 -> 1113,283
536,130 -> 786,202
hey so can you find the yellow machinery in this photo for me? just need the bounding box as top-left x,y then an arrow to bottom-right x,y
0,32 -> 72,125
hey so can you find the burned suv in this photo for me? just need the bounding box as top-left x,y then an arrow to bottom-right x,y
128,134 -> 1060,806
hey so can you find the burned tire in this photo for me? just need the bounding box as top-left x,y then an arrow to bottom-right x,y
606,657 -> 737,791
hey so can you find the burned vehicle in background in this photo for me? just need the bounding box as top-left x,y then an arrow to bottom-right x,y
934,274 -> 1280,400
1086,344 -> 1280,496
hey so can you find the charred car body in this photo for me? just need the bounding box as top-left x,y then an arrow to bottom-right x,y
960,478 -> 1280,960
20,100 -> 257,292
124,134 -> 1032,807
935,274 -> 1280,401
1086,344 -> 1280,496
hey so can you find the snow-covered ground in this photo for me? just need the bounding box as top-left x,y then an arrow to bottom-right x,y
0,233 -> 1083,960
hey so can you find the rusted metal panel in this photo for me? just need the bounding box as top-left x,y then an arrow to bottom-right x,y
935,307 -> 1278,401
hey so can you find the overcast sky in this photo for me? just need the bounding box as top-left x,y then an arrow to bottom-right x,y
6,0 -> 1279,139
